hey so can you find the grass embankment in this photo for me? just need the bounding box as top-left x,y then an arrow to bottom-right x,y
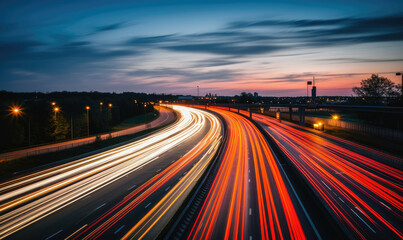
112,111 -> 159,131
321,127 -> 403,157
0,111 -> 174,178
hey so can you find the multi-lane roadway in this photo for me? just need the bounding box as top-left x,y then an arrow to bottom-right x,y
0,106 -> 222,239
244,110 -> 403,239
186,107 -> 320,240
0,104 -> 401,240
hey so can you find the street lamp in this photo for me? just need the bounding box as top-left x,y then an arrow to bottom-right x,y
332,115 -> 338,120
100,102 -> 103,112
51,102 -> 56,106
11,107 -> 22,117
9,105 -> 31,145
53,107 -> 59,120
86,106 -> 90,137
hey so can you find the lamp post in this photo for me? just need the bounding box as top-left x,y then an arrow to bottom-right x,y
396,72 -> 402,104
53,107 -> 59,120
100,102 -> 103,112
9,106 -> 31,146
144,104 -> 147,129
86,106 -> 90,137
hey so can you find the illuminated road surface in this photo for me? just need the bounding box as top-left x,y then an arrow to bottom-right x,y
249,112 -> 403,239
0,106 -> 222,240
187,107 -> 320,240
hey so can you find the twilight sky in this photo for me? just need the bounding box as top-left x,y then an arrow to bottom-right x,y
1,0 -> 402,96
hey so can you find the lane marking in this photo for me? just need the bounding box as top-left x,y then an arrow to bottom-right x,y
95,203 -> 106,210
165,186 -> 171,192
127,184 -> 137,191
156,169 -> 161,173
114,225 -> 125,235
321,180 -> 332,191
45,229 -> 63,240
338,197 -> 345,203
65,224 -> 88,240
351,209 -> 376,233
380,201 -> 391,210
145,202 -> 152,209
249,236 -> 253,240
249,208 -> 252,215
248,178 -> 251,183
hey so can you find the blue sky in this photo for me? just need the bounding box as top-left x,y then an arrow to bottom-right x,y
1,0 -> 402,96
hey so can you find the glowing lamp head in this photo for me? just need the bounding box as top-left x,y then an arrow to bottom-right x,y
108,103 -> 112,108
100,102 -> 103,106
86,106 -> 90,110
51,102 -> 56,106
314,124 -> 318,127
333,115 -> 338,120
318,122 -> 322,126
54,107 -> 59,112
13,108 -> 19,113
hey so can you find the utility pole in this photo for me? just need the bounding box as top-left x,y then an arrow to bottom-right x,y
86,106 -> 90,137
71,116 -> 74,139
397,72 -> 402,105
28,117 -> 31,146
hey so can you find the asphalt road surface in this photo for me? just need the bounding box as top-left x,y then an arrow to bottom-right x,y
186,107 -> 320,240
249,111 -> 403,239
0,106 -> 223,240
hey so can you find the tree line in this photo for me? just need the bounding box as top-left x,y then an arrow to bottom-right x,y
0,91 -> 159,151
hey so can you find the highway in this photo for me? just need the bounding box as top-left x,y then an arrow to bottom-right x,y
186,107 -> 320,240
0,106 -> 223,240
249,111 -> 403,239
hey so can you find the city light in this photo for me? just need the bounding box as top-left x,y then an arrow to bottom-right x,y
100,102 -> 103,106
333,115 -> 339,120
108,103 -> 113,108
86,106 -> 90,110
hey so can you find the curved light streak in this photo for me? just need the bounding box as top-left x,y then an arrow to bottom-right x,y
187,107 -> 308,240
0,106 -> 220,239
250,111 -> 403,239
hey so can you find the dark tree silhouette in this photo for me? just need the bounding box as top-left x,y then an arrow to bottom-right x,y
353,74 -> 401,98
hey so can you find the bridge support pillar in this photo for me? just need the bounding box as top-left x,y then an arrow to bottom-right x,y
299,107 -> 305,125
289,107 -> 293,121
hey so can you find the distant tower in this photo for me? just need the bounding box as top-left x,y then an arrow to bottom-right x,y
311,76 -> 317,100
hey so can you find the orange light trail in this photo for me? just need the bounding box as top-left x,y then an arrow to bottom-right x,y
187,107 -> 309,240
249,111 -> 403,239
